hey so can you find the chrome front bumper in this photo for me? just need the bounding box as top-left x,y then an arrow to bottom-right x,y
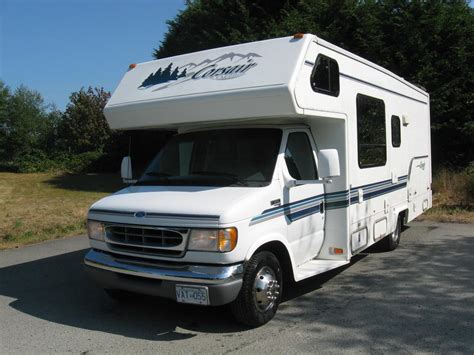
84,249 -> 244,284
84,249 -> 244,305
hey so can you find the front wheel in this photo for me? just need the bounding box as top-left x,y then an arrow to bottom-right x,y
231,251 -> 282,327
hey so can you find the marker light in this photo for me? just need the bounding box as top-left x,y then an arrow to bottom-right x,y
331,247 -> 344,255
293,33 -> 305,39
129,63 -> 137,70
218,228 -> 238,252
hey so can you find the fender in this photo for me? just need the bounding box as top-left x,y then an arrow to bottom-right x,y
392,204 -> 409,231
244,232 -> 297,279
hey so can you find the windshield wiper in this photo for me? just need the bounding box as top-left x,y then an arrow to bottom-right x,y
190,171 -> 238,178
145,172 -> 172,177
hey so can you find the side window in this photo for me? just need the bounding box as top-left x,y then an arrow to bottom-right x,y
310,55 -> 340,97
357,94 -> 387,168
285,132 -> 318,180
391,115 -> 401,148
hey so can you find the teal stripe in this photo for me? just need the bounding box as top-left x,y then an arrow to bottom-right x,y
250,176 -> 409,225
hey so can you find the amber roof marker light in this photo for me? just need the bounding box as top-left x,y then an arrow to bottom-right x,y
128,63 -> 137,70
293,33 -> 305,39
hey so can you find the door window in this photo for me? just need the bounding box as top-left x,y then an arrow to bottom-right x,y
285,132 -> 318,180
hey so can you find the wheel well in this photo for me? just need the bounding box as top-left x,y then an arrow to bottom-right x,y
398,209 -> 408,225
254,241 -> 295,284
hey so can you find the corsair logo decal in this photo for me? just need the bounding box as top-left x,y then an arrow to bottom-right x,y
139,52 -> 262,91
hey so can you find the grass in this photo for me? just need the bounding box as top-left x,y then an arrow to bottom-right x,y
0,172 -> 124,249
417,168 -> 474,223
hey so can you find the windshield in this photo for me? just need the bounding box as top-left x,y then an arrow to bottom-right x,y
136,128 -> 282,187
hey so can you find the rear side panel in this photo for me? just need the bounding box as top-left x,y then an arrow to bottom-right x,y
293,39 -> 431,260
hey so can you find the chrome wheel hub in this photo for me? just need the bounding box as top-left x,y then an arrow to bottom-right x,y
253,266 -> 280,312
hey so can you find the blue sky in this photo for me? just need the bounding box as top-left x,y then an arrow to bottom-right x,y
0,0 -> 186,109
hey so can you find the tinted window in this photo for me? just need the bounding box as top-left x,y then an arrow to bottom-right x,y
391,115 -> 401,147
137,129 -> 282,187
357,94 -> 387,168
285,132 -> 318,180
311,55 -> 340,96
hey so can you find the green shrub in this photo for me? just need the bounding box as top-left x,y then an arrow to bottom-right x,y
62,151 -> 105,173
11,150 -> 105,174
15,150 -> 61,173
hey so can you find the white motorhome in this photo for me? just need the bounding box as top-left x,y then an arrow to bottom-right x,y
84,34 -> 432,326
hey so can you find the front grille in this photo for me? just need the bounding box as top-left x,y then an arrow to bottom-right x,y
105,225 -> 188,257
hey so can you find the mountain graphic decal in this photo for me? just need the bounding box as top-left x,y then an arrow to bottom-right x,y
138,52 -> 262,91
139,63 -> 187,88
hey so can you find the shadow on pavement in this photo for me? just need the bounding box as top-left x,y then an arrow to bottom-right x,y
0,249 -> 240,340
0,248 -> 359,340
44,174 -> 125,193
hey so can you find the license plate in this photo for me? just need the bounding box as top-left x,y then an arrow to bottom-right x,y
176,285 -> 209,305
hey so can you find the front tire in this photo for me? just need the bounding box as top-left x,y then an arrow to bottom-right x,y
231,251 -> 282,327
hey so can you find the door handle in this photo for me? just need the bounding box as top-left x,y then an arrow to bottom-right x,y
320,201 -> 325,214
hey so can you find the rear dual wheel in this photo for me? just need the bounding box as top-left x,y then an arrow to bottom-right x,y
380,215 -> 402,251
231,251 -> 283,327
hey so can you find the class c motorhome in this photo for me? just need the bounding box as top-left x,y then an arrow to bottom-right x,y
84,34 -> 432,326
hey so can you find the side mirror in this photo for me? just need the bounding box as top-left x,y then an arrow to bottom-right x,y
318,149 -> 340,180
121,156 -> 135,183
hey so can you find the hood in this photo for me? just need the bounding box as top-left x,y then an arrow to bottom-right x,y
89,184 -> 277,226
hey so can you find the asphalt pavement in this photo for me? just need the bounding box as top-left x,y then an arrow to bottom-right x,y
0,221 -> 473,354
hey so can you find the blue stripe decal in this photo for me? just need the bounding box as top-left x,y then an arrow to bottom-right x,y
261,193 -> 324,215
287,204 -> 321,222
250,176 -> 409,224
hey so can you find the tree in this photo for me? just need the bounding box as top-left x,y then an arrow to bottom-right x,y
154,0 -> 299,59
0,81 -> 11,159
59,87 -> 111,153
154,0 -> 474,167
0,84 -> 54,160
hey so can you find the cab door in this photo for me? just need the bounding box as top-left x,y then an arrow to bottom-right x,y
282,130 -> 325,265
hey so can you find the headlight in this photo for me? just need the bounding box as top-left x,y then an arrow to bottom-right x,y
87,220 -> 106,241
188,228 -> 237,252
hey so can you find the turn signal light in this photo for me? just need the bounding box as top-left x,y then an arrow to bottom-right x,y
218,228 -> 238,252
